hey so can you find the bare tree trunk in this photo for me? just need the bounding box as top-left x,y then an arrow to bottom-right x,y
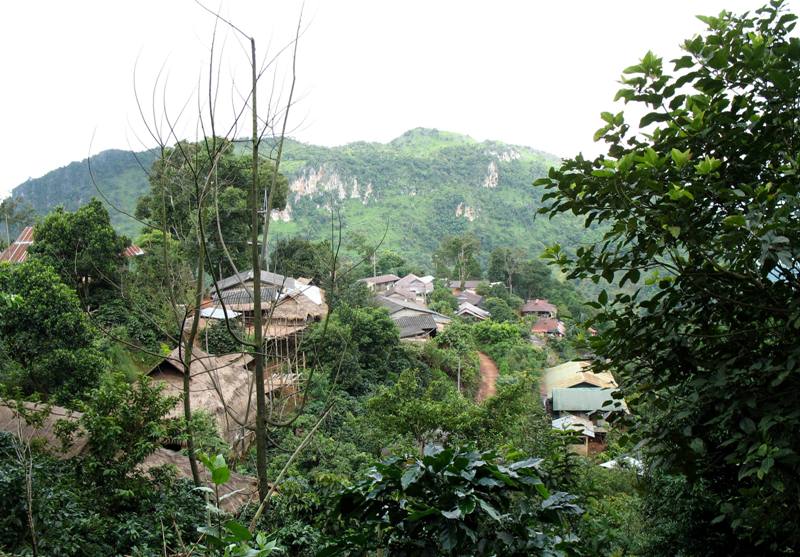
249,37 -> 269,501
261,188 -> 270,270
181,231 -> 206,486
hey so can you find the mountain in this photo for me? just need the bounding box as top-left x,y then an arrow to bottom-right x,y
11,149 -> 158,238
10,128 -> 597,266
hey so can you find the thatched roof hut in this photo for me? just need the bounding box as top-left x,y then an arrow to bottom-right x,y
0,401 -> 257,512
0,400 -> 86,457
210,284 -> 327,323
270,286 -> 327,322
147,347 -> 297,449
140,448 -> 257,511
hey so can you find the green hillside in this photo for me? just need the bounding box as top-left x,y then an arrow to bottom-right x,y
11,128 -> 598,265
11,149 -> 158,238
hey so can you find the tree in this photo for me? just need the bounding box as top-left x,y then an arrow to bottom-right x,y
76,374 -> 176,485
270,236 -> 328,283
537,2 -> 800,552
203,318 -> 246,355
366,369 -> 478,453
135,140 -> 288,278
376,250 -> 408,276
433,233 -> 481,286
0,260 -> 105,402
482,297 -> 517,323
301,304 -> 401,394
0,197 -> 35,247
29,199 -> 127,305
429,279 -> 459,312
512,259 -> 555,300
323,445 -> 582,556
487,247 -> 524,294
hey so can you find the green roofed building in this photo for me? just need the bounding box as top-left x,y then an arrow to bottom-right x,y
551,388 -> 626,416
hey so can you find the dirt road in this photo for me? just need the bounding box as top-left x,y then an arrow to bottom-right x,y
476,352 -> 498,402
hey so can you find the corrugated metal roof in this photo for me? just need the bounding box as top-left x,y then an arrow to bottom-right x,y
541,361 -> 617,398
216,269 -> 295,292
122,244 -> 145,257
393,314 -> 437,338
0,226 -> 33,263
552,415 -> 596,438
456,302 -> 490,319
0,228 -> 145,263
457,290 -> 483,306
211,287 -> 279,306
552,388 -> 624,412
359,274 -> 400,285
395,274 -> 433,294
200,307 -> 241,319
531,317 -> 566,335
448,279 -> 482,289
521,298 -> 557,314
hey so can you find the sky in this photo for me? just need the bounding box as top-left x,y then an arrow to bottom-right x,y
0,0 -> 778,198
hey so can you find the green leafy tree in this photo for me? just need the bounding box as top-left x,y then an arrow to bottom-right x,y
376,250 -> 408,276
0,260 -> 105,402
367,369 -> 478,453
487,247 -> 524,294
76,374 -> 176,485
0,197 -> 36,246
29,199 -> 128,304
472,320 -> 523,347
204,319 -> 246,355
482,297 -> 517,323
135,139 -> 288,278
323,445 -> 582,556
429,279 -> 459,312
537,2 -> 800,552
302,305 -> 401,394
433,233 -> 481,285
513,259 -> 556,300
270,237 -> 329,283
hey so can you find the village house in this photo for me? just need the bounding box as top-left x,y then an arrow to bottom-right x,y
146,346 -> 297,456
447,279 -> 483,295
214,269 -> 296,294
540,361 -> 618,399
357,273 -> 400,293
456,289 -> 484,307
531,316 -> 567,337
376,295 -> 452,339
455,301 -> 491,321
209,270 -> 327,339
0,400 -> 256,511
541,361 -> 624,455
393,314 -> 439,340
383,284 -> 422,305
521,298 -> 558,318
393,273 -> 434,301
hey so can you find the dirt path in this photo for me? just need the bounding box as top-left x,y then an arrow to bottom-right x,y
476,352 -> 499,402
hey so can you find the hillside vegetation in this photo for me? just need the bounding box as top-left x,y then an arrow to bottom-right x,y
10,129 -> 600,264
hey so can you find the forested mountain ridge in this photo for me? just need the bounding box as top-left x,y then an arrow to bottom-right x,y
10,149 -> 158,237
10,128 -> 597,265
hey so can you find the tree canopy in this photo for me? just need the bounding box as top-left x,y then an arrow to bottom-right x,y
0,259 -> 105,402
537,2 -> 800,551
28,198 -> 127,305
432,233 -> 481,285
135,139 -> 288,278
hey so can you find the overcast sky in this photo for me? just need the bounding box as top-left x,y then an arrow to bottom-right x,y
0,0 -> 777,197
